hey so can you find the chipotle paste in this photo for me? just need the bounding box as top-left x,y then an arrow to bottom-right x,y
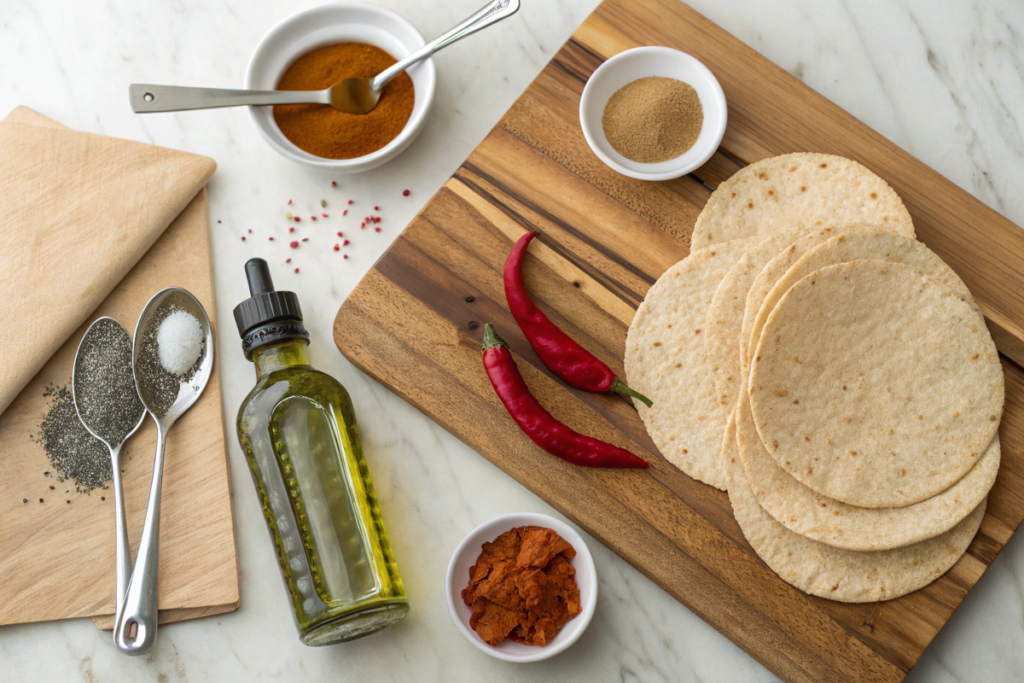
462,526 -> 582,646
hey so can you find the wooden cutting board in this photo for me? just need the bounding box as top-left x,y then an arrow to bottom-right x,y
0,184 -> 239,628
333,1 -> 1024,681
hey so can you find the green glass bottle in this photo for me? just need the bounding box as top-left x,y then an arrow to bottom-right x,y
233,258 -> 408,645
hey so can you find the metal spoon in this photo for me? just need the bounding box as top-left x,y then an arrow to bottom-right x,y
72,317 -> 146,637
129,0 -> 520,115
114,288 -> 214,656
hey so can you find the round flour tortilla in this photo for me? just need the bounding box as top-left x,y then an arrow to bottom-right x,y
723,418 -> 985,602
750,261 -> 1004,507
748,234 -> 979,371
740,227 -> 851,375
626,240 -> 752,490
706,232 -> 807,411
736,379 -> 999,551
691,153 -> 914,249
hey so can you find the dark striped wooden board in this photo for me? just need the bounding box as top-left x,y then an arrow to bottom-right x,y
333,1 -> 1024,680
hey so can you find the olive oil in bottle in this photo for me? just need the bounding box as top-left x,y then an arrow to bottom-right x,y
233,258 -> 408,645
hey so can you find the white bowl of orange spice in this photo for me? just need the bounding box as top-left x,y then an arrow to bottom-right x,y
446,512 -> 597,663
245,3 -> 436,173
580,46 -> 726,181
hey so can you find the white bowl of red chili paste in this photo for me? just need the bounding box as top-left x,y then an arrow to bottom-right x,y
446,512 -> 598,662
246,3 -> 437,172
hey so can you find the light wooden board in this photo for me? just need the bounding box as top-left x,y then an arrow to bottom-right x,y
0,188 -> 239,627
333,1 -> 1024,681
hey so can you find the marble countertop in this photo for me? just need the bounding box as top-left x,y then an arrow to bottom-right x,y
3,0 -> 1024,680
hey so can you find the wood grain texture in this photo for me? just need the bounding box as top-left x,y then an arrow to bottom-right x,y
0,189 -> 239,627
334,2 -> 1024,681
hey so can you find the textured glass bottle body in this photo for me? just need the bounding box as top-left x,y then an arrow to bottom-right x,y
236,340 -> 408,645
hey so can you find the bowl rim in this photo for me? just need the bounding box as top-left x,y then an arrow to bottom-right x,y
445,512 -> 598,663
244,1 -> 437,170
579,45 -> 727,181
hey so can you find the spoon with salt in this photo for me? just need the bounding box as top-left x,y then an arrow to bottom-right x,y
129,0 -> 520,115
72,317 -> 146,639
114,288 -> 214,656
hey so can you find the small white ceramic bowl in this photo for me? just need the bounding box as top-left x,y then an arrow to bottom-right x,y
580,46 -> 726,181
445,512 -> 597,663
245,3 -> 437,173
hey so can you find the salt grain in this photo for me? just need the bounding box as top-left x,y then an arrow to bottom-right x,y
157,310 -> 204,375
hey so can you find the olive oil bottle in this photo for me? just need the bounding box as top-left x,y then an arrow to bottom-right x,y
233,258 -> 408,645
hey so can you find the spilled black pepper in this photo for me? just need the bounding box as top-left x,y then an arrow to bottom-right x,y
32,384 -> 111,493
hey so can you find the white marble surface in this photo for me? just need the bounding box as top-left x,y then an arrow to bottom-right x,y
2,0 -> 1024,680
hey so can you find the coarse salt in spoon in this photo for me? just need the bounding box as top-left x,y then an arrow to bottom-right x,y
113,287 -> 214,655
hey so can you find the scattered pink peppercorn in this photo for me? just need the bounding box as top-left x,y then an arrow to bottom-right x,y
287,199 -> 292,205
269,237 -> 275,241
334,244 -> 340,251
403,189 -> 410,197
290,241 -> 299,248
241,236 -> 246,241
343,239 -> 349,246
331,181 -> 337,187
322,213 -> 328,218
248,229 -> 252,234
294,217 -> 301,223
343,210 -> 348,216
337,232 -> 343,237
343,254 -> 349,259
374,206 -> 380,211
347,200 -> 353,205
286,258 -> 291,263
374,227 -> 381,232
301,238 -> 308,242
289,227 -> 294,233
295,268 -> 300,273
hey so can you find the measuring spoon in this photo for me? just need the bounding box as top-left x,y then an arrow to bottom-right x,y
114,288 -> 214,655
72,317 -> 146,636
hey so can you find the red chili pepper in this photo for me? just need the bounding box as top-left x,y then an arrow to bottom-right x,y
504,231 -> 652,407
481,325 -> 648,468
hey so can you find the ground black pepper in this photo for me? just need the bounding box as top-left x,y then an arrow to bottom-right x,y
74,318 -> 144,445
32,384 -> 112,493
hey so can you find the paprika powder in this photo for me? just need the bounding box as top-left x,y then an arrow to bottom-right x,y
273,42 -> 415,159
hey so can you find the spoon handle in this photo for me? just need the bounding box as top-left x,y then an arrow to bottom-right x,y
129,83 -> 330,113
372,0 -> 521,92
109,442 -> 131,630
114,417 -> 167,655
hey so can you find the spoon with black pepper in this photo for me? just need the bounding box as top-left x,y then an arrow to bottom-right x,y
72,317 -> 146,638
114,288 -> 214,656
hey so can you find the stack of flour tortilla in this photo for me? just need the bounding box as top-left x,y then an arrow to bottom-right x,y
625,153 -> 1004,603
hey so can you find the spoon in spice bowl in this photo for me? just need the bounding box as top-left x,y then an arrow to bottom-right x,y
72,317 -> 147,638
114,288 -> 214,656
129,0 -> 519,115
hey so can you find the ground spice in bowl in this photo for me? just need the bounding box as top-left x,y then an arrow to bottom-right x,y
273,42 -> 415,160
602,76 -> 703,163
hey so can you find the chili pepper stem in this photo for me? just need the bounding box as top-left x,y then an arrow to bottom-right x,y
482,323 -> 506,352
611,377 -> 653,408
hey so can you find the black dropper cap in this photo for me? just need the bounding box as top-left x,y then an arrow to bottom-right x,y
233,258 -> 309,360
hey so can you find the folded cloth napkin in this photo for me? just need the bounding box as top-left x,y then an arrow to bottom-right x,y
0,106 -> 215,416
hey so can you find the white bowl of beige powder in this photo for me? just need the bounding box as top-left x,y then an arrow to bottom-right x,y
580,46 -> 727,181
